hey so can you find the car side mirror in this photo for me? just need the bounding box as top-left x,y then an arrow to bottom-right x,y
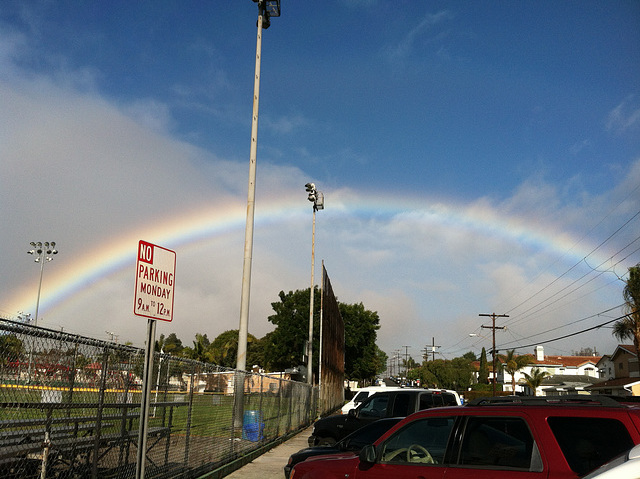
359,444 -> 376,464
348,408 -> 357,418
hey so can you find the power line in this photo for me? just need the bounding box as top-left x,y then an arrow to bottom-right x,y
506,241 -> 639,329
502,208 -> 640,319
499,303 -> 625,350
498,312 -> 630,352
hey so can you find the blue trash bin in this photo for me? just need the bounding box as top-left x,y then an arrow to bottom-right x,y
242,410 -> 264,442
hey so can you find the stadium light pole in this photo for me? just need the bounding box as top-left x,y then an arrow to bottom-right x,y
305,183 -> 324,385
27,241 -> 58,325
235,0 -> 280,428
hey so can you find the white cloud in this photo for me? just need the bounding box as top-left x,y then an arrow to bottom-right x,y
384,10 -> 453,62
606,95 -> 640,133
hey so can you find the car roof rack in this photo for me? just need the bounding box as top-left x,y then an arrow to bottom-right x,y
466,394 -> 628,408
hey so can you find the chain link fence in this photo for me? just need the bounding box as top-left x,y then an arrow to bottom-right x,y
0,319 -> 316,479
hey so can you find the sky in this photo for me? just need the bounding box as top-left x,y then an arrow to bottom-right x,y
1,1 -> 639,367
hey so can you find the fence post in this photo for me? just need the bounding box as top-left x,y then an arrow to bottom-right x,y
92,346 -> 110,478
183,361 -> 195,471
259,374 -> 264,440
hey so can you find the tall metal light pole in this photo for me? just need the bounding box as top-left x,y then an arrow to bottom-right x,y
27,241 -> 58,325
305,183 -> 324,385
235,0 -> 280,428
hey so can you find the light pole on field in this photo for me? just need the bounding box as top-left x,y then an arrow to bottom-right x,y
27,241 -> 58,325
305,182 -> 324,385
26,241 -> 58,383
235,0 -> 281,428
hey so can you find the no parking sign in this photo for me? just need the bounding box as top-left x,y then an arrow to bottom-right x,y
134,240 -> 176,322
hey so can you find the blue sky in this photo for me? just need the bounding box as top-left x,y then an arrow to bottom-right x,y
1,1 -> 639,365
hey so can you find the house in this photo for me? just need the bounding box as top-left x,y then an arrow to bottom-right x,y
498,345 -> 601,396
585,345 -> 640,396
586,377 -> 640,396
608,345 -> 639,378
596,354 -> 615,380
534,374 -> 602,396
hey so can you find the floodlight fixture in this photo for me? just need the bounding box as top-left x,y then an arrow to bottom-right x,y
27,241 -> 59,324
265,0 -> 281,17
252,0 -> 280,29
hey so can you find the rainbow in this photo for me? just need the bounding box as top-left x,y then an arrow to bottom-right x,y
6,193 -> 608,320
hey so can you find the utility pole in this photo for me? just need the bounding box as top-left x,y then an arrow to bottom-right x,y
402,346 -> 410,379
479,313 -> 508,396
424,336 -> 440,361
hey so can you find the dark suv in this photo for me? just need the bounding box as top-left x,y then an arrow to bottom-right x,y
308,388 -> 461,446
293,395 -> 640,479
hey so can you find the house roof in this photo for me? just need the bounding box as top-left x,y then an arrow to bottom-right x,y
498,354 -> 600,368
610,345 -> 638,361
533,355 -> 601,367
585,377 -> 640,389
540,374 -> 601,386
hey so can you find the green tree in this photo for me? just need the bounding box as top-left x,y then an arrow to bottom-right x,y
375,346 -> 388,376
263,288 -> 382,382
341,301 -> 381,382
183,333 -> 212,362
522,367 -> 550,396
211,329 -> 261,369
613,264 -> 640,364
462,351 -> 477,361
0,334 -> 23,367
478,347 -> 489,385
416,356 -> 474,390
501,349 -> 531,395
162,333 -> 184,356
263,289 -> 318,373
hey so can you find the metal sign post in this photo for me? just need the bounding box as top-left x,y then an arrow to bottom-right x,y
136,318 -> 156,479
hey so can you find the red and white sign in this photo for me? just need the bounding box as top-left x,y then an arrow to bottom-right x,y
134,240 -> 176,322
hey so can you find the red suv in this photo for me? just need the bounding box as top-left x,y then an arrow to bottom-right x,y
291,395 -> 640,479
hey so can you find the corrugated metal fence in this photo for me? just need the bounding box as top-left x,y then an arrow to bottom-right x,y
0,319 -> 316,479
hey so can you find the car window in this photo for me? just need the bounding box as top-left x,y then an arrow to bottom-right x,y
353,391 -> 369,403
419,392 -> 458,410
391,393 -> 411,416
442,393 -> 458,406
359,394 -> 389,418
420,393 -> 439,409
380,417 -> 454,465
458,416 -> 540,471
547,416 -> 635,476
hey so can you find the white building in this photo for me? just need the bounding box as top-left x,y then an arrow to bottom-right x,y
498,345 -> 601,396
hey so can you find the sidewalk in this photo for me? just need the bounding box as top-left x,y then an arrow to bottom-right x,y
224,425 -> 314,479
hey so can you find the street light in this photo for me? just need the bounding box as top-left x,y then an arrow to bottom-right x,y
305,182 -> 324,385
27,241 -> 58,325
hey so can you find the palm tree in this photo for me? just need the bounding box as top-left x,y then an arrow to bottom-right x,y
188,333 -> 212,363
502,349 -> 531,395
522,368 -> 550,396
612,264 -> 640,364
